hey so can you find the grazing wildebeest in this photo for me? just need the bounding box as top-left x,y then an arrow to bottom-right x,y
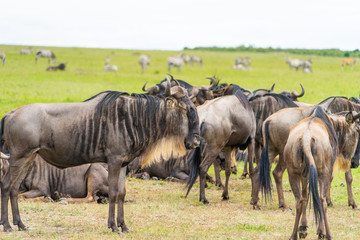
286,57 -> 312,71
285,107 -> 360,240
189,55 -> 203,66
139,54 -> 150,73
167,56 -> 184,72
235,57 -> 251,66
35,50 -> 56,64
342,58 -> 358,69
0,76 -> 200,233
19,47 -> 33,55
0,51 -> 5,65
2,155 -> 109,203
104,63 -> 118,72
143,75 -> 216,106
186,90 -> 256,204
46,63 -> 66,71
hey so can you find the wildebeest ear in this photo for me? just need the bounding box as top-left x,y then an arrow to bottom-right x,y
346,112 -> 354,124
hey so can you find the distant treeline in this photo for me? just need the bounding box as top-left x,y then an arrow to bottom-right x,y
184,46 -> 360,58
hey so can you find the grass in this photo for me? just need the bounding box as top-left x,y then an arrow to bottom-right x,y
1,44 -> 360,239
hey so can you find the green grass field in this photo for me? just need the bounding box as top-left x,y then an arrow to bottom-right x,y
1,44 -> 360,239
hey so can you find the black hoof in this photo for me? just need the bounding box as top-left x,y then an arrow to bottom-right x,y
4,227 -> 13,232
222,196 -> 229,201
299,231 -> 307,239
19,226 -> 28,231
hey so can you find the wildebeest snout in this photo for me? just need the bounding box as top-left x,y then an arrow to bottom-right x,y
186,134 -> 201,149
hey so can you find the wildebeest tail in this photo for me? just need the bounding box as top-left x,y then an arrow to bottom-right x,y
0,116 -> 6,152
259,121 -> 272,201
302,137 -> 323,226
185,122 -> 205,197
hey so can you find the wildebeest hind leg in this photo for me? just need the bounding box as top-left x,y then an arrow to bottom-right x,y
117,167 -> 130,233
8,155 -> 36,231
222,147 -> 232,200
273,154 -> 289,210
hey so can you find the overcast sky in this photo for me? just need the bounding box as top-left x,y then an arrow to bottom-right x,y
1,0 -> 359,51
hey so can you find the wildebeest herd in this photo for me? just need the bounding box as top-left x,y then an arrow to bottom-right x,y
1,48 -> 360,239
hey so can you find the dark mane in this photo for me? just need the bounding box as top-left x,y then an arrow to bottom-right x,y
317,96 -> 348,105
234,89 -> 250,109
249,93 -> 298,107
308,107 -> 338,166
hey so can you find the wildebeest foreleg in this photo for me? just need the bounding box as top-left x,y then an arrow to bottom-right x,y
273,154 -> 290,210
345,170 -> 357,209
107,157 -> 125,234
18,190 -> 47,201
117,167 -> 130,233
221,147 -> 232,200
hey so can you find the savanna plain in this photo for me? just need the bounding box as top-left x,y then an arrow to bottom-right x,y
0,45 -> 360,239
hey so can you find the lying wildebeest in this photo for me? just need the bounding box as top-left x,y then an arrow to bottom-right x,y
189,55 -> 203,66
20,47 -> 32,55
35,49 -> 56,64
139,54 -> 150,73
104,63 -> 118,72
0,76 -> 200,233
259,96 -> 360,210
342,58 -> 358,69
127,147 -> 238,184
186,90 -> 256,204
143,75 -> 216,106
232,64 -> 252,71
303,66 -> 312,73
0,51 -> 5,65
46,63 -> 66,71
167,56 -> 184,72
235,57 -> 251,66
285,107 -> 360,240
4,155 -> 108,203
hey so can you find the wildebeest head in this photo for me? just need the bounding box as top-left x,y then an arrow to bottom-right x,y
163,76 -> 200,150
343,111 -> 360,168
279,84 -> 305,101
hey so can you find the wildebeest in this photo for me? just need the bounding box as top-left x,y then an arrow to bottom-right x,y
235,57 -> 251,66
19,47 -> 33,55
3,155 -> 109,203
232,64 -> 252,71
0,51 -> 5,65
104,63 -> 118,72
259,96 -> 360,210
211,83 -> 253,99
286,57 -> 312,71
189,55 -> 203,66
285,107 -> 360,240
139,54 -> 150,73
0,76 -> 200,233
35,49 -> 56,64
46,63 -> 66,71
186,90 -> 256,204
167,56 -> 184,72
278,84 -> 305,102
342,58 -> 358,69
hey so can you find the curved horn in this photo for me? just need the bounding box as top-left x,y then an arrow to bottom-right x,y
205,76 -> 217,88
353,112 -> 360,121
167,73 -> 180,86
243,89 -> 253,98
292,83 -> 305,98
164,76 -> 171,97
0,152 -> 9,160
142,81 -> 148,92
270,83 -> 275,92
